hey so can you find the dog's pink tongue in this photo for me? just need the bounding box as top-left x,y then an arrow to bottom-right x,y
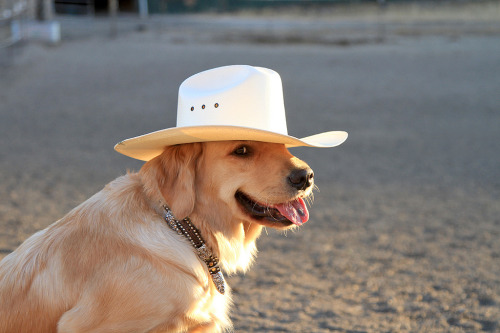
274,198 -> 309,226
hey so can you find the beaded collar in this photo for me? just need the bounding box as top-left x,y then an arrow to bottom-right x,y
162,205 -> 226,295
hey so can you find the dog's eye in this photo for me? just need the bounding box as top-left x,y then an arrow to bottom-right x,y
233,146 -> 250,156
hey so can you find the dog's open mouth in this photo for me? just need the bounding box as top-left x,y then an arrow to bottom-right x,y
235,191 -> 309,227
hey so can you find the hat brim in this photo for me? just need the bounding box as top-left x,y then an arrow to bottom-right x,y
114,125 -> 348,161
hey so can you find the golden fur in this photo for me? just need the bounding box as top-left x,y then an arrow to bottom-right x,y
0,141 -> 313,332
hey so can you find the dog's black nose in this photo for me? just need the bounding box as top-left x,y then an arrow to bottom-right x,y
288,168 -> 314,191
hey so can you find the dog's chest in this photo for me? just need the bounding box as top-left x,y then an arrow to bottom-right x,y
186,283 -> 232,330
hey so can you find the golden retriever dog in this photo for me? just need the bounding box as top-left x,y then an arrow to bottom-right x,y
0,140 -> 314,332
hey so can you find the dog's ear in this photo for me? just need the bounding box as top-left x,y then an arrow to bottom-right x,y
140,143 -> 202,219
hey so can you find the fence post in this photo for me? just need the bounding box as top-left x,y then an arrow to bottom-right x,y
42,0 -> 53,20
109,0 -> 118,37
139,0 -> 148,19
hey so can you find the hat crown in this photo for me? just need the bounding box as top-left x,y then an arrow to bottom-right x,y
177,65 -> 288,135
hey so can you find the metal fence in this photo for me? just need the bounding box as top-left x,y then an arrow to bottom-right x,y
149,0 -> 358,13
146,0 -> 485,14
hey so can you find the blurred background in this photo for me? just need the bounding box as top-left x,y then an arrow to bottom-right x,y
1,0 -> 500,331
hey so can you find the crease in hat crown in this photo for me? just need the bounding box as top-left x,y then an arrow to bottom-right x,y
115,65 -> 348,161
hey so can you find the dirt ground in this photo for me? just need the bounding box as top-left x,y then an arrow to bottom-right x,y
1,4 -> 500,332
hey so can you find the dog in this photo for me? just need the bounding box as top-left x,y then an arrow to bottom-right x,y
0,64 -> 347,332
0,140 -> 315,332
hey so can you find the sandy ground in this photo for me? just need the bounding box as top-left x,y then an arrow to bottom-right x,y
1,5 -> 500,332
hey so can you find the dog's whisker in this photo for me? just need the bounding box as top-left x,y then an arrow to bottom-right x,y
305,193 -> 314,207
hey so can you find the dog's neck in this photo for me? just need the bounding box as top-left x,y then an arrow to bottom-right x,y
178,204 -> 263,276
160,198 -> 263,275
162,204 -> 226,294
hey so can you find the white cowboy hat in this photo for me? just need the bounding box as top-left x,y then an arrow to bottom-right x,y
115,65 -> 348,161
